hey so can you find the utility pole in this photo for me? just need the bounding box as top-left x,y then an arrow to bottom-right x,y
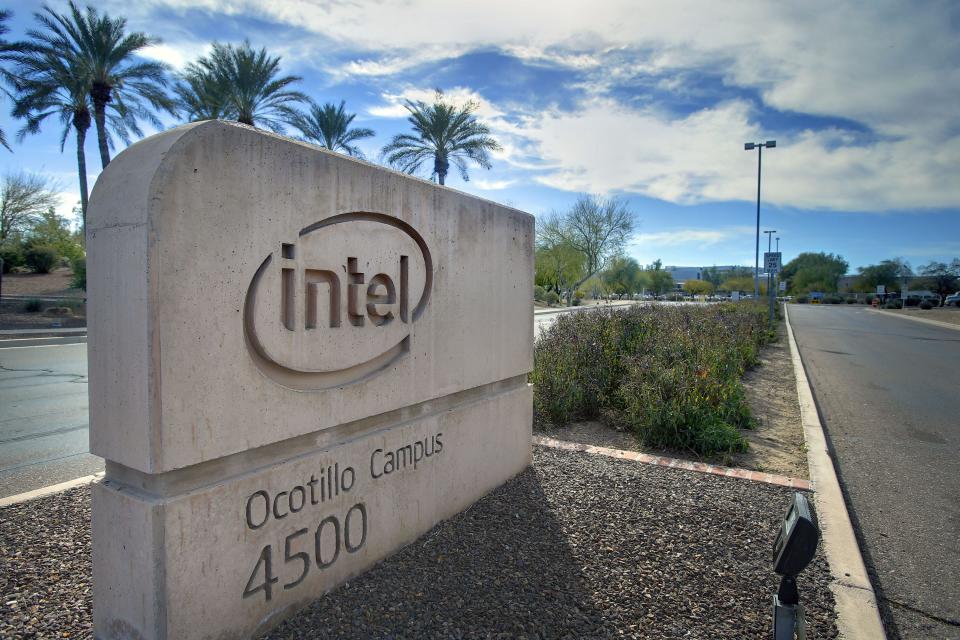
745,140 -> 776,299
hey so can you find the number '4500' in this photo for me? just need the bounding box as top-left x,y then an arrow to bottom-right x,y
243,503 -> 367,601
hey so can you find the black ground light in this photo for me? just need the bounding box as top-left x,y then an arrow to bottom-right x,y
771,492 -> 820,639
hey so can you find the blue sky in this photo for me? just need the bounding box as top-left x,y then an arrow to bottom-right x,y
1,0 -> 958,272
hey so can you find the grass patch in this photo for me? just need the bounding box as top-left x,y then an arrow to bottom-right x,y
531,303 -> 775,456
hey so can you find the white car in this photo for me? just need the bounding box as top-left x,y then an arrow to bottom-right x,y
945,292 -> 960,306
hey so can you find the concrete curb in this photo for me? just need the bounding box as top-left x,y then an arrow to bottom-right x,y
0,327 -> 88,336
0,472 -> 104,507
533,301 -> 635,316
784,305 -> 886,640
533,435 -> 811,490
871,308 -> 960,331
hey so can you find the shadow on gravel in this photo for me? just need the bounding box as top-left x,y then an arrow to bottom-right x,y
266,466 -> 613,639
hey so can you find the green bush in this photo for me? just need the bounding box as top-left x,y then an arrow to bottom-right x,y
23,298 -> 43,312
919,300 -> 933,310
845,298 -> 857,304
884,300 -> 903,309
824,296 -> 842,304
533,285 -> 546,301
796,295 -> 809,304
531,304 -> 773,456
0,242 -> 25,273
70,257 -> 86,290
545,291 -> 560,305
574,289 -> 586,299
904,297 -> 920,307
24,244 -> 59,274
572,297 -> 582,306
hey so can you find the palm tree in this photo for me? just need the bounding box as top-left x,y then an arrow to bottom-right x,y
381,90 -> 501,186
188,41 -> 308,132
28,1 -> 176,169
12,48 -> 95,227
293,101 -> 374,157
0,10 -> 31,151
173,65 -> 233,122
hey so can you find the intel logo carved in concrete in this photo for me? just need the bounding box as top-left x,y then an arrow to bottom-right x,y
243,212 -> 433,390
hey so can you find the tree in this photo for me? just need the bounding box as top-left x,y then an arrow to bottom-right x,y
722,276 -> 766,295
173,65 -> 233,122
780,252 -> 849,294
683,279 -> 714,296
11,43 -> 96,225
0,173 -> 60,244
535,238 -> 585,297
701,266 -> 723,287
601,256 -> 643,298
0,10 -> 31,151
186,41 -> 308,132
644,259 -> 675,295
25,207 -> 84,262
918,260 -> 960,304
854,259 -> 908,293
381,90 -> 501,185
29,1 -> 177,169
293,101 -> 374,158
538,195 -> 636,298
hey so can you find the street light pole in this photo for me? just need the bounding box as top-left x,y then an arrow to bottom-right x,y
745,140 -> 776,300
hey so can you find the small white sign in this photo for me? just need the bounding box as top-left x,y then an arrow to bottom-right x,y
779,281 -> 787,291
764,252 -> 782,273
877,285 -> 886,294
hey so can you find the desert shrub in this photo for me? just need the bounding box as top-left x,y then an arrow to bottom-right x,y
846,298 -> 857,304
904,297 -> 920,307
533,285 -> 546,301
545,291 -> 560,305
23,298 -> 43,312
70,257 -> 86,290
532,303 -> 773,456
919,300 -> 933,310
0,243 -> 25,273
24,244 -> 59,274
575,290 -> 586,299
796,295 -> 809,304
824,296 -> 842,304
572,297 -> 582,306
884,300 -> 903,309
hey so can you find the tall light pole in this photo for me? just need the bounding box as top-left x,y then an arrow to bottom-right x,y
776,236 -> 780,252
745,140 -> 776,299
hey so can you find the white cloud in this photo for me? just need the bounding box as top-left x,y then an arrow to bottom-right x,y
471,178 -> 516,191
631,227 -> 754,248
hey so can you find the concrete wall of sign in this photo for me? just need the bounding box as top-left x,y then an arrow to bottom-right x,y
87,121 -> 534,639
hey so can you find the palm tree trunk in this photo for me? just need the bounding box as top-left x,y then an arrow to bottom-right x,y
91,83 -> 112,169
75,124 -> 90,236
434,152 -> 448,185
73,108 -> 92,235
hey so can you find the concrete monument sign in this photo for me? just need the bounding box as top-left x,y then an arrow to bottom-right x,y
87,121 -> 533,639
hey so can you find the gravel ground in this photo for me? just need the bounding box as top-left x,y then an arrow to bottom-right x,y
0,486 -> 91,639
0,447 -> 838,639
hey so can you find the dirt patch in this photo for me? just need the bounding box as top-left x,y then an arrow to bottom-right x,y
878,305 -> 960,327
1,268 -> 84,298
535,320 -> 809,479
731,321 -> 807,478
0,301 -> 86,330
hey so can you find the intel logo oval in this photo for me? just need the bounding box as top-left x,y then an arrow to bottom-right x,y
243,212 -> 433,390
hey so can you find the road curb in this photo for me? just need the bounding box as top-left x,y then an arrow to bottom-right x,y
0,472 -> 104,507
533,435 -> 811,489
784,305 -> 886,640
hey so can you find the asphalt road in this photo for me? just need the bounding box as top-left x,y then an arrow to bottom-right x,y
788,305 -> 960,639
0,339 -> 101,498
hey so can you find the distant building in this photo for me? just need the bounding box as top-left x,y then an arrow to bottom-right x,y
664,265 -> 749,290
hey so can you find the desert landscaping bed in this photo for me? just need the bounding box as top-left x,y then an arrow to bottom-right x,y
0,446 -> 837,639
876,305 -> 960,327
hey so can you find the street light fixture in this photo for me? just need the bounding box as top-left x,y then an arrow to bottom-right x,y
745,140 -> 776,299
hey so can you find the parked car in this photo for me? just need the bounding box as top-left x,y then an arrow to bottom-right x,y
945,292 -> 960,306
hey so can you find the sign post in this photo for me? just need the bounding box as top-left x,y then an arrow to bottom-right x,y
764,251 -> 782,324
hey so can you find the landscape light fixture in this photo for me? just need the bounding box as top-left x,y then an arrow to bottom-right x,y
745,140 -> 777,299
771,492 -> 820,639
